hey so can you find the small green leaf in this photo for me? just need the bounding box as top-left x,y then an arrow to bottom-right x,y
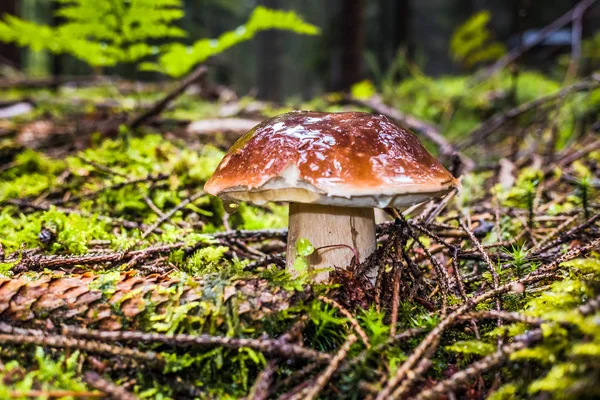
295,237 -> 314,257
293,257 -> 308,273
351,79 -> 376,99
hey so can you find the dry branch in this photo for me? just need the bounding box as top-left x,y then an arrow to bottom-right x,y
458,78 -> 599,150
60,326 -> 330,363
348,95 -> 453,156
5,199 -> 154,232
128,65 -> 207,129
414,332 -> 542,400
247,360 -> 278,400
298,335 -> 357,400
472,0 -> 599,83
139,190 -> 205,239
376,238 -> 599,399
83,371 -> 140,400
0,324 -> 161,364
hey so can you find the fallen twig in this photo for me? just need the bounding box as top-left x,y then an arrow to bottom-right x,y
247,360 -> 278,400
347,95 -> 454,156
49,173 -> 169,206
458,78 -> 599,151
5,198 -> 155,233
298,334 -> 357,400
139,190 -> 205,239
0,324 -> 161,364
459,219 -> 502,340
471,0 -> 598,83
376,238 -> 599,399
83,371 -> 140,400
452,249 -> 480,339
60,325 -> 331,363
7,390 -> 105,399
414,330 -> 543,400
128,65 -> 207,129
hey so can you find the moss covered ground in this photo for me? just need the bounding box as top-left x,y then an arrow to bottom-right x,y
0,70 -> 599,399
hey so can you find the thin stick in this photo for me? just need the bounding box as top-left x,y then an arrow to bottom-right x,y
83,371 -> 138,400
452,248 -> 480,339
471,0 -> 598,83
399,216 -> 450,314
140,191 -> 205,239
458,79 -> 599,150
5,199 -> 154,233
59,325 -> 331,363
533,214 -> 600,255
414,332 -> 542,400
459,220 -> 502,334
0,331 -> 161,364
301,335 -> 357,400
128,65 -> 207,129
460,310 -> 545,326
144,196 -> 190,229
76,155 -> 128,178
8,390 -> 105,399
247,360 -> 278,400
564,0 -> 597,81
390,267 -> 401,337
391,346 -> 436,399
532,214 -> 579,251
417,291 -> 600,400
83,371 -> 140,400
271,363 -> 321,397
50,174 -> 168,205
376,239 -> 599,400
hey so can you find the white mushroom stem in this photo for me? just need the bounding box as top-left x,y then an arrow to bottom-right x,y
374,208 -> 392,224
286,203 -> 376,282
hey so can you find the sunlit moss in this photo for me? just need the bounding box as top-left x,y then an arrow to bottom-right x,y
0,348 -> 88,397
185,246 -> 231,275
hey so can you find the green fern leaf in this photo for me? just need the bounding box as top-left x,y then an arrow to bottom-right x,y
141,6 -> 320,77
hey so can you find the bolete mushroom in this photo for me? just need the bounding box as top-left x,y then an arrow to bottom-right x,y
204,111 -> 460,282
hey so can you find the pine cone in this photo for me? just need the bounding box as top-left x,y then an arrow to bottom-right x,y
0,271 -> 300,331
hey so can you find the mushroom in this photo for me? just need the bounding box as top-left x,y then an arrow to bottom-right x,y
204,111 -> 460,282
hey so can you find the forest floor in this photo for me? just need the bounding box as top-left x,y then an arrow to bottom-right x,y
0,71 -> 599,400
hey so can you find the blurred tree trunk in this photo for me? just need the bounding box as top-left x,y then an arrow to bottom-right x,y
337,0 -> 365,91
376,0 -> 410,69
0,0 -> 20,70
256,0 -> 282,101
50,0 -> 63,85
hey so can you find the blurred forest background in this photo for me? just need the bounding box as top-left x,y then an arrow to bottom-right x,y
2,0 -> 599,101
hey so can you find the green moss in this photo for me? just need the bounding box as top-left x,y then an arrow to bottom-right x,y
185,246 -> 231,276
359,307 -> 390,347
0,67 -> 599,399
0,348 -> 88,398
0,206 -> 110,254
488,384 -> 519,400
445,340 -> 495,356
0,149 -> 66,202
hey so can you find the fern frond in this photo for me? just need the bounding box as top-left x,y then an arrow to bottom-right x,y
141,6 -> 320,77
450,10 -> 506,68
0,2 -> 318,73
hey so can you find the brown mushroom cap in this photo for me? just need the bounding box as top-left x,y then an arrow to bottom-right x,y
204,111 -> 460,208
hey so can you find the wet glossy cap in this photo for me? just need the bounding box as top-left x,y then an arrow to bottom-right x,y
204,111 -> 460,208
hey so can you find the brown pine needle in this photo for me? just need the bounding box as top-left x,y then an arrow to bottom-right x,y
319,295 -> 371,349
